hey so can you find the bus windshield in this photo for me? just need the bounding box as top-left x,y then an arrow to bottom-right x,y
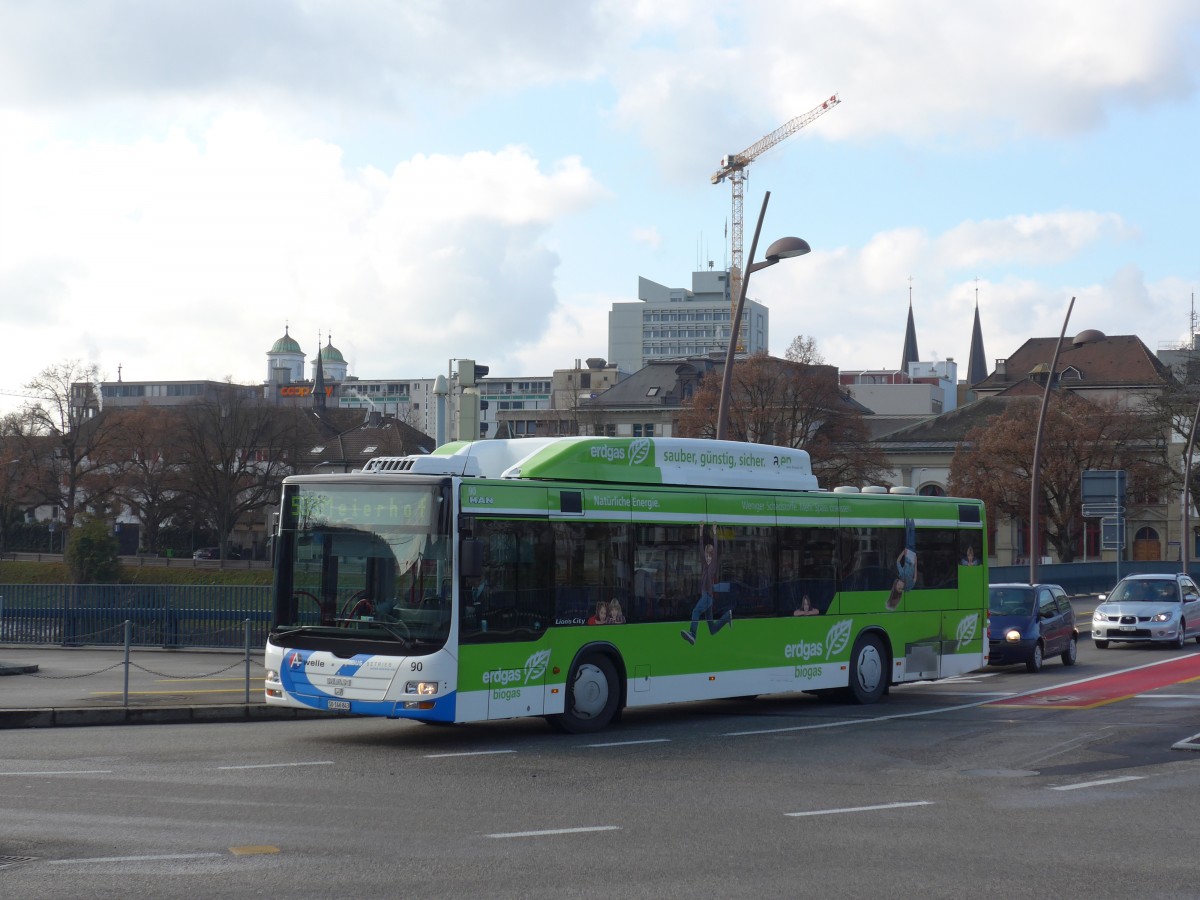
273,481 -> 452,650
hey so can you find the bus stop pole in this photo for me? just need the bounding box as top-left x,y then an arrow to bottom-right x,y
123,619 -> 132,706
244,619 -> 251,704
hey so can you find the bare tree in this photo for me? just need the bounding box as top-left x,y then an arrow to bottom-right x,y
784,334 -> 826,365
106,406 -> 188,555
677,352 -> 891,487
949,393 -> 1169,563
0,412 -> 38,550
21,360 -> 124,528
174,385 -> 301,559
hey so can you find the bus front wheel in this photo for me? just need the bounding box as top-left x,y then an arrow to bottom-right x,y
846,633 -> 887,705
550,654 -> 619,734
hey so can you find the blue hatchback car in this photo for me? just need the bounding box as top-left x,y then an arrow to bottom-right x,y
987,583 -> 1078,672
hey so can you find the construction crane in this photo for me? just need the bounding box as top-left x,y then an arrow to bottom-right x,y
712,94 -> 840,350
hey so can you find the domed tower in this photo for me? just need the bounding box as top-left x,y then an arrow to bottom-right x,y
314,335 -> 348,382
267,326 -> 305,384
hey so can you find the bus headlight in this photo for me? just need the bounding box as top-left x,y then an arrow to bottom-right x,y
265,669 -> 280,683
406,681 -> 439,695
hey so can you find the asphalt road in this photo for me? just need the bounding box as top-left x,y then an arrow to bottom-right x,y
2,636 -> 1199,899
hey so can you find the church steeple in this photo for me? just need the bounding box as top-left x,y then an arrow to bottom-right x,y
312,332 -> 327,411
966,280 -> 988,387
900,278 -> 920,374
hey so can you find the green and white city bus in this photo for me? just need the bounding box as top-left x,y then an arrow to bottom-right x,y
265,436 -> 987,732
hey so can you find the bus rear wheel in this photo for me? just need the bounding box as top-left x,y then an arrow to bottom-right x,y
549,654 -> 619,734
845,633 -> 887,705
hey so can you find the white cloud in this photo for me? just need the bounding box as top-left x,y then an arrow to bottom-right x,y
608,0 -> 1200,175
0,110 -> 606,392
632,226 -> 663,249
0,1 -> 1196,417
509,291 -> 619,375
0,1 -> 615,109
936,212 -> 1135,268
760,212 -> 1193,377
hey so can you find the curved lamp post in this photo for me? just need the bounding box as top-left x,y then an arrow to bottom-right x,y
715,191 -> 810,441
1182,393 -> 1200,575
1029,295 -> 1075,585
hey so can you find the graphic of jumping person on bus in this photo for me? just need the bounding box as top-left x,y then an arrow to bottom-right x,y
887,517 -> 918,610
681,525 -> 731,644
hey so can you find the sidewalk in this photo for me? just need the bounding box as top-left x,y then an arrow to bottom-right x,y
0,645 -> 323,729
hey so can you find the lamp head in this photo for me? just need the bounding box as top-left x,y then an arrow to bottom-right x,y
763,236 -> 811,261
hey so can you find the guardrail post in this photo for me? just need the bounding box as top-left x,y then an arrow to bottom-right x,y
123,619 -> 132,706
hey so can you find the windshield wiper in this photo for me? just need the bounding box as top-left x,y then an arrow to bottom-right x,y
365,621 -> 414,648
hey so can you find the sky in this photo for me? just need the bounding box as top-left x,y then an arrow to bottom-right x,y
1,1 -> 1198,413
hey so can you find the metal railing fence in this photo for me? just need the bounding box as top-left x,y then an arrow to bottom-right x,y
988,561 -> 1199,595
0,584 -> 271,649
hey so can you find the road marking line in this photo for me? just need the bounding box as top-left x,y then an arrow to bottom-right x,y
585,739 -> 671,748
786,801 -> 933,817
229,846 -> 280,856
1135,693 -> 1200,700
50,853 -> 223,865
1172,733 -> 1200,751
0,770 -> 113,776
487,826 -> 620,839
1050,775 -> 1145,791
425,749 -> 516,759
216,761 -> 334,770
724,697 -> 999,736
724,658 -> 1200,736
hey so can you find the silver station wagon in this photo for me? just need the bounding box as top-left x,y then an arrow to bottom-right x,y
1092,573 -> 1200,649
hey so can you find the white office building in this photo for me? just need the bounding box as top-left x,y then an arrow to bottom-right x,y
608,269 -> 769,374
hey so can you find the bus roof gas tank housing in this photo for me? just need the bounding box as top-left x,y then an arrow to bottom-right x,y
366,437 -> 819,491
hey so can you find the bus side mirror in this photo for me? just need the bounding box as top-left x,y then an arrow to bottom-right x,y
460,538 -> 483,578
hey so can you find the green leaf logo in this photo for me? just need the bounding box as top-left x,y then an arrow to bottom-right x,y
524,649 -> 552,683
628,438 -> 651,466
955,614 -> 978,647
825,619 -> 853,660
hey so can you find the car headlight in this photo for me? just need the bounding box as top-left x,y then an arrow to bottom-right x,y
1152,612 -> 1172,622
1093,611 -> 1105,622
1005,629 -> 1022,642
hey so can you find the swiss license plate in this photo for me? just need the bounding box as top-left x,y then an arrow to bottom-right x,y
327,699 -> 351,711
1120,625 -> 1136,631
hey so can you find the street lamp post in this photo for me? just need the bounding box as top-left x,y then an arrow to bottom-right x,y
1029,295 -> 1075,585
715,191 -> 810,441
1183,394 -> 1200,575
